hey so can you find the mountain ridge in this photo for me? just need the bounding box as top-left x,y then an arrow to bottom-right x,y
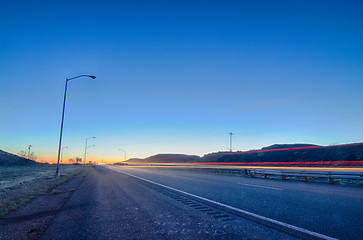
0,149 -> 39,166
125,143 -> 363,166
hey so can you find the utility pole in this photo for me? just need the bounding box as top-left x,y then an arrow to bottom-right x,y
28,145 -> 32,160
229,132 -> 233,152
84,137 -> 95,165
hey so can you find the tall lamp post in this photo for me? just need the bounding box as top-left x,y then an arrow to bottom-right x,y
61,146 -> 68,163
84,136 -> 95,164
55,75 -> 96,178
119,148 -> 126,162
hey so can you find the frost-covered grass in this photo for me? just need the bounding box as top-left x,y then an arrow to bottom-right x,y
0,165 -> 55,190
0,164 -> 83,217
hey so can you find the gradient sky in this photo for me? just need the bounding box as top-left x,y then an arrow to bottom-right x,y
1,0 -> 362,163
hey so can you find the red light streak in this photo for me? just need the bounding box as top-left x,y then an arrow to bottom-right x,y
128,160 -> 363,166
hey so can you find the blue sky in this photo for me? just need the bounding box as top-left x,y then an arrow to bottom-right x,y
1,0 -> 362,162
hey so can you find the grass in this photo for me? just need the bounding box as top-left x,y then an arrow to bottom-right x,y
0,164 -> 84,218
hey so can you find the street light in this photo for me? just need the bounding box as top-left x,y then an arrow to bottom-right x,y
55,75 -> 96,178
119,148 -> 126,162
84,137 -> 95,165
61,146 -> 68,163
86,145 -> 95,163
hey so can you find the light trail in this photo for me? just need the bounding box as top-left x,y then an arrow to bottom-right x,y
123,164 -> 363,173
126,161 -> 363,166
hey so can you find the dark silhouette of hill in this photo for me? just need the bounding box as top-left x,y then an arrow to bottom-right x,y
261,144 -> 317,150
0,149 -> 39,166
126,143 -> 363,166
203,143 -> 363,165
127,154 -> 201,163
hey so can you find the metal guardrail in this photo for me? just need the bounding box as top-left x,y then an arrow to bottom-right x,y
121,163 -> 363,184
246,169 -> 363,183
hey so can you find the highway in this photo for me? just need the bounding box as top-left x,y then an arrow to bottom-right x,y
16,165 -> 359,239
38,166 -> 297,240
106,165 -> 363,240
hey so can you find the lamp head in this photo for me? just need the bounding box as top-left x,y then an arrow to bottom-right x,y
88,75 -> 96,79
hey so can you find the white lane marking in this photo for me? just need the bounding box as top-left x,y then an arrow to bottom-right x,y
238,183 -> 283,191
106,165 -> 338,240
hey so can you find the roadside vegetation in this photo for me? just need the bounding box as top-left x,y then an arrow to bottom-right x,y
0,164 -> 83,218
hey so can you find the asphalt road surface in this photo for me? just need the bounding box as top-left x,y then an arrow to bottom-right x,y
5,165 -> 359,239
105,165 -> 363,240
38,166 -> 300,240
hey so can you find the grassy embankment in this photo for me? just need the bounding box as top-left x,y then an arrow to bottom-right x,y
0,165 -> 84,218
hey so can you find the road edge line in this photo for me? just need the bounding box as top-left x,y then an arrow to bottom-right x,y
106,166 -> 338,240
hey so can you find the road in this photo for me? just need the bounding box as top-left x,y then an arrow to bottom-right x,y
4,164 -> 357,239
39,166 -> 298,240
105,165 -> 363,240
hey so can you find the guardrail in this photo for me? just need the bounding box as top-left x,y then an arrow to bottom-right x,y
119,163 -> 363,184
246,169 -> 363,184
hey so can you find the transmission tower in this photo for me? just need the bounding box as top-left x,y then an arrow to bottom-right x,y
229,132 -> 233,152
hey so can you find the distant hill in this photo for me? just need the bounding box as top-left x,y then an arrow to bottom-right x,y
203,143 -> 363,165
126,143 -> 363,166
127,154 -> 201,163
0,149 -> 39,166
261,143 -> 318,150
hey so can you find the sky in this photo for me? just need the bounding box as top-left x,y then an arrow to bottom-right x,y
1,0 -> 362,163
